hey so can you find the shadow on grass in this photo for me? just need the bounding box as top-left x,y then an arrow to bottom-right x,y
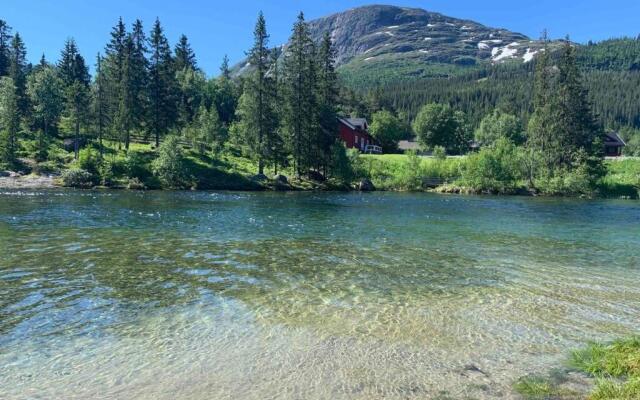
182,155 -> 262,191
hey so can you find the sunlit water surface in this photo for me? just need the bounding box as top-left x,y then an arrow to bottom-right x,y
0,190 -> 639,399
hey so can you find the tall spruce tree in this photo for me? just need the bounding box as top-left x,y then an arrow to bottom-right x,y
0,77 -> 19,164
236,12 -> 278,175
58,38 -> 90,158
174,34 -> 197,72
215,56 -> 237,126
148,18 -> 176,147
92,54 -> 109,155
9,33 -> 28,120
220,54 -> 231,80
316,32 -> 339,175
282,12 -> 316,177
104,18 -> 127,146
0,20 -> 12,77
128,20 -> 149,138
556,38 -> 601,160
527,30 -> 559,173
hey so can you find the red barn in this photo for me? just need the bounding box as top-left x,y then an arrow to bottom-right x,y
338,117 -> 380,153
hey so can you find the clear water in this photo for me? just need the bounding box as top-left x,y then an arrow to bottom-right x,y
1,190 -> 639,399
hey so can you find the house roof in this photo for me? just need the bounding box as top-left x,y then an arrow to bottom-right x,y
339,117 -> 368,130
604,132 -> 626,147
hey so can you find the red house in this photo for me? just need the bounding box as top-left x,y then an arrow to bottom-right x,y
338,117 -> 381,153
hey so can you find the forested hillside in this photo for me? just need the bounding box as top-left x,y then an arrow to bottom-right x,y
343,38 -> 640,131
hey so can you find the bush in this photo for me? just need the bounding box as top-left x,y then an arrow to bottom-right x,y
400,150 -> 423,190
152,136 -> 189,189
61,168 -> 95,188
329,142 -> 355,183
460,138 -> 523,193
32,161 -> 60,175
76,148 -> 101,176
432,145 -> 447,160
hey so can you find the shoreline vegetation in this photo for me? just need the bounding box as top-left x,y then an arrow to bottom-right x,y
1,148 -> 638,199
515,337 -> 640,400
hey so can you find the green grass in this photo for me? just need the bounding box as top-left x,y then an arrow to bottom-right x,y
513,375 -> 580,400
515,337 -> 640,400
358,154 -> 640,197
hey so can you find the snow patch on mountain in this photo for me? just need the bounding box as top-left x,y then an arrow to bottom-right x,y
522,48 -> 537,62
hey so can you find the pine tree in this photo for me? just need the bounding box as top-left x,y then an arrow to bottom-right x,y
129,20 -> 149,137
104,18 -> 127,146
527,30 -> 559,173
9,32 -> 28,120
58,38 -> 90,159
92,54 -> 109,155
148,18 -> 177,147
174,34 -> 197,72
0,20 -> 12,77
244,12 -> 274,174
316,32 -> 339,175
220,54 -> 231,80
282,12 -> 315,176
215,56 -> 237,126
0,77 -> 19,164
556,38 -> 601,158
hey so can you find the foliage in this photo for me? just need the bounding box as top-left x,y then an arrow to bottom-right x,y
432,145 -> 446,160
460,138 -> 523,193
571,337 -> 640,400
75,147 -> 101,176
329,141 -> 355,183
0,77 -> 18,164
151,135 -> 189,189
184,104 -> 225,154
61,168 -> 96,188
26,66 -> 64,160
412,103 -> 470,155
369,109 -> 409,153
475,109 -> 524,147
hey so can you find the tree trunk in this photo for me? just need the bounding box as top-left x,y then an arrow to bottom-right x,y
74,118 -> 80,160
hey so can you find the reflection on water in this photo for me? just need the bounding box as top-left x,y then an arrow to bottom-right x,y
1,190 -> 639,399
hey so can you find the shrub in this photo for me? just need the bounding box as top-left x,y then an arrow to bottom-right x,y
32,161 -> 60,175
432,145 -> 447,160
76,148 -> 101,176
329,142 -> 355,183
400,150 -> 423,190
61,168 -> 95,188
151,136 -> 189,189
460,138 -> 523,193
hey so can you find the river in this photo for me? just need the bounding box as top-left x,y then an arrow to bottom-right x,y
1,190 -> 639,399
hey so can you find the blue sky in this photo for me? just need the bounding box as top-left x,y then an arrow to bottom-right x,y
3,0 -> 639,77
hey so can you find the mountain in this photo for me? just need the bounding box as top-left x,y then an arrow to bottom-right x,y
234,5 -> 552,82
307,5 -> 539,68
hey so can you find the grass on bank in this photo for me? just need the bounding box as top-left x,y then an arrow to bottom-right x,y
359,153 -> 640,198
515,337 -> 640,400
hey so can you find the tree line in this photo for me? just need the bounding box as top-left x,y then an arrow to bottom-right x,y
0,13 -> 352,180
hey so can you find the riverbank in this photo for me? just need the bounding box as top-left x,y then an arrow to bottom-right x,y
515,336 -> 640,399
4,143 -> 639,198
